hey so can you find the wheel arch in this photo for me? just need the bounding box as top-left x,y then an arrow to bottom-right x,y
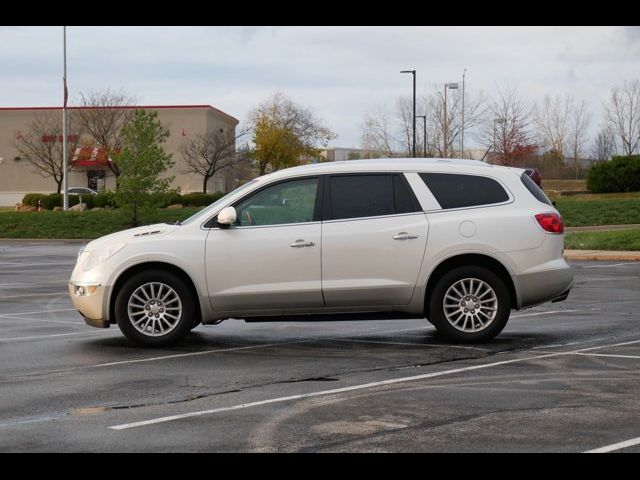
108,261 -> 202,325
424,253 -> 518,312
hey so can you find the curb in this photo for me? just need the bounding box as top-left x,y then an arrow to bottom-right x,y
564,249 -> 640,261
565,224 -> 640,233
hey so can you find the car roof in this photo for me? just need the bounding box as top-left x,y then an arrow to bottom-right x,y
260,157 -> 504,182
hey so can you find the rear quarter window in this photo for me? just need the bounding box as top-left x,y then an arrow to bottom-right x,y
520,172 -> 552,206
419,172 -> 509,209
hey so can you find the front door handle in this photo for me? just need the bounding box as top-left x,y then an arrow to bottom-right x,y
290,239 -> 315,248
393,232 -> 419,241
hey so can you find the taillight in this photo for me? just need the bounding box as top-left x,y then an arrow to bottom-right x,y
535,213 -> 564,234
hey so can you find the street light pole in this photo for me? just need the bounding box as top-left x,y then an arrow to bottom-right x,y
401,70 -> 416,158
443,82 -> 459,158
62,26 -> 69,211
416,115 -> 427,157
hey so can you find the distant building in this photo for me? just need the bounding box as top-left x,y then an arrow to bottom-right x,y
322,147 -> 387,162
0,105 -> 238,206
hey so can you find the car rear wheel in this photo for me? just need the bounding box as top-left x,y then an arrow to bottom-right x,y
115,270 -> 195,347
429,266 -> 510,343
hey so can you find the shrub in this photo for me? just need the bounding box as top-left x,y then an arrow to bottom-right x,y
181,192 -> 225,207
22,193 -> 49,207
94,191 -> 118,209
42,193 -> 95,210
587,155 -> 640,193
150,191 -> 183,208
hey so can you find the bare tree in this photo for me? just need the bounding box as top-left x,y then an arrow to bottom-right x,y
426,85 -> 485,158
360,106 -> 396,156
604,79 -> 640,155
591,126 -> 616,161
535,94 -> 572,162
74,88 -> 137,177
480,86 -> 534,166
12,112 -> 82,193
360,86 -> 484,159
568,98 -> 591,178
395,97 -> 414,155
179,127 -> 248,193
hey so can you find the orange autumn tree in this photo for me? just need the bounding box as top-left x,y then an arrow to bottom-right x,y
249,93 -> 336,175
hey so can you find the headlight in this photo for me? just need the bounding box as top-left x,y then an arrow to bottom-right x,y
82,242 -> 127,271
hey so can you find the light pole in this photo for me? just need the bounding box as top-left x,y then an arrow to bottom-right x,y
443,82 -> 459,158
416,115 -> 427,157
401,70 -> 416,158
461,68 -> 467,157
62,26 -> 69,210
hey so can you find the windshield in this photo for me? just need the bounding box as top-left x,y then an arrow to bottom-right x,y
179,179 -> 261,226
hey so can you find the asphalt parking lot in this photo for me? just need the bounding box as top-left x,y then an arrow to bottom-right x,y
1,240 -> 639,452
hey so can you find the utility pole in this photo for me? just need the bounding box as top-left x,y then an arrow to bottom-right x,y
400,70 -> 416,157
62,26 -> 69,210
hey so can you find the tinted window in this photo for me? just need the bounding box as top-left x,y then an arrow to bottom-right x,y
330,175 -> 394,220
234,178 -> 318,226
394,174 -> 421,214
419,173 -> 509,209
521,172 -> 552,206
328,174 -> 420,220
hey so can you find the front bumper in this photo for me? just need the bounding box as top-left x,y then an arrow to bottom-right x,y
68,282 -> 110,328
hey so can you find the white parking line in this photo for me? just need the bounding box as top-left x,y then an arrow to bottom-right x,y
0,308 -> 77,316
585,436 -> 640,453
0,331 -> 106,342
0,262 -> 75,268
0,292 -> 66,300
108,338 -> 640,431
332,338 -> 491,352
0,314 -> 81,325
91,341 -> 311,368
511,310 -> 578,319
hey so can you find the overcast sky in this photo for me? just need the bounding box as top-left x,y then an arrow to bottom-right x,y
1,26 -> 639,148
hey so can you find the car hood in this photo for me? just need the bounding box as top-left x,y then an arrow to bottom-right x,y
83,224 -> 178,252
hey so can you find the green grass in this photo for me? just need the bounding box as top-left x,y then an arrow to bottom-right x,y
565,229 -> 640,251
0,208 -> 201,239
554,192 -> 640,227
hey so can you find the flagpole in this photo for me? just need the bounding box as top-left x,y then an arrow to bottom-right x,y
62,26 -> 69,210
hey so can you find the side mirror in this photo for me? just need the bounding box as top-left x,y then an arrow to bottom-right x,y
217,206 -> 237,227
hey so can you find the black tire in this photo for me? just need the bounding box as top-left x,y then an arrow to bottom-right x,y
428,265 -> 511,343
115,269 -> 195,347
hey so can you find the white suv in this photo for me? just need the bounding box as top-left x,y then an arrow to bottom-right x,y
69,158 -> 573,347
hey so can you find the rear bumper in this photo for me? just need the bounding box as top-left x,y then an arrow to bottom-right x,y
513,260 -> 574,309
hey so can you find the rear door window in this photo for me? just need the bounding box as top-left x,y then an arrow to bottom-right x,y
327,174 -> 420,220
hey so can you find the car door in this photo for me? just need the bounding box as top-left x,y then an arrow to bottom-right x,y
321,173 -> 428,307
205,176 -> 323,312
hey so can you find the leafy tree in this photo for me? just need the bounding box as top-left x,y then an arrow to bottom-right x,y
249,93 -> 336,175
114,110 -> 175,226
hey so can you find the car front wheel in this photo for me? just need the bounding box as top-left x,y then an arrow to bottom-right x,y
429,266 -> 511,343
115,270 -> 195,347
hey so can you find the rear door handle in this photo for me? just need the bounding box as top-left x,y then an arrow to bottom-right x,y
393,232 -> 419,241
290,239 -> 315,248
